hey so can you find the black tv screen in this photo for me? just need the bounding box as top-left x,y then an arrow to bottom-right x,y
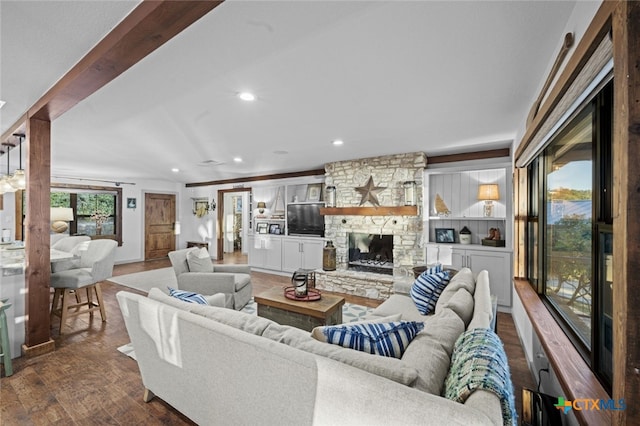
287,203 -> 325,237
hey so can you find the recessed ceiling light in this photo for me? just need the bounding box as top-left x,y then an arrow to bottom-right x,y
332,139 -> 344,146
233,157 -> 243,163
171,168 -> 180,173
238,92 -> 256,102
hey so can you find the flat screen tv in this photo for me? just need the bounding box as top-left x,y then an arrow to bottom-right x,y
287,203 -> 325,237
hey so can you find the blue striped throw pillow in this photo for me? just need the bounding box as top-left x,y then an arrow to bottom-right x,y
322,321 -> 424,358
410,268 -> 450,315
168,287 -> 208,305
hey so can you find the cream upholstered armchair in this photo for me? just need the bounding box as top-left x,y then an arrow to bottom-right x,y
168,248 -> 252,310
50,239 -> 117,332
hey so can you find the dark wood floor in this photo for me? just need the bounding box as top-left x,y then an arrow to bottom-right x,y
1,253 -> 534,425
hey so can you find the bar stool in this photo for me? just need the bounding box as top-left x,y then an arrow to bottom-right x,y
0,298 -> 13,377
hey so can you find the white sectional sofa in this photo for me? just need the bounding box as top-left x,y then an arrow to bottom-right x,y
117,267 -> 505,425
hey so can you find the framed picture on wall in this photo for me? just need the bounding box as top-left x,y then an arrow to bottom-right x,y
256,222 -> 268,234
435,228 -> 455,243
127,198 -> 137,209
306,184 -> 322,202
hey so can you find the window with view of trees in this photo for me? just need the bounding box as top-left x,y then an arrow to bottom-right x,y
50,184 -> 122,245
527,80 -> 612,391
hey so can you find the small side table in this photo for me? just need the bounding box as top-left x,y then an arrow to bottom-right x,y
187,241 -> 209,250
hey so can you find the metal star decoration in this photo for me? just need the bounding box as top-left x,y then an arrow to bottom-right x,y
355,176 -> 386,207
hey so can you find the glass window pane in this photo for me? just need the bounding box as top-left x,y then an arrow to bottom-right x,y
544,108 -> 593,348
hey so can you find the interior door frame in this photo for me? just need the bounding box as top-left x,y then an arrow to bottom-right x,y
217,187 -> 251,261
143,190 -> 179,260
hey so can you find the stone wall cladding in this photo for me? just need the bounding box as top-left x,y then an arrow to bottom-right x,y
320,152 -> 426,298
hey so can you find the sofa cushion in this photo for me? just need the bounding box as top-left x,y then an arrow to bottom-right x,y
186,247 -> 214,272
410,270 -> 450,315
310,314 -> 402,342
284,332 -> 420,386
317,321 -> 424,359
467,270 -> 493,330
149,287 -> 202,311
401,308 -> 465,395
189,303 -> 277,336
446,267 -> 476,294
168,287 -> 208,304
437,288 -> 474,327
204,293 -> 226,307
369,295 -> 426,322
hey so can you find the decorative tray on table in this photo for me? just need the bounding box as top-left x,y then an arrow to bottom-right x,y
283,287 -> 321,301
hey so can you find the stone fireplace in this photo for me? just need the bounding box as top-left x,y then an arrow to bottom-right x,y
315,152 -> 426,300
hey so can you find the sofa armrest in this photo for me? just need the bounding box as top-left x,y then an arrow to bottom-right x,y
213,264 -> 251,274
177,272 -> 236,295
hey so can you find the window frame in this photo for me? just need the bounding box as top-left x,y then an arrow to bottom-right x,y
526,80 -> 613,392
50,183 -> 123,246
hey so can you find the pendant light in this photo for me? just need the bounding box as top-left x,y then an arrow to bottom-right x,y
9,134 -> 25,190
0,142 -> 17,194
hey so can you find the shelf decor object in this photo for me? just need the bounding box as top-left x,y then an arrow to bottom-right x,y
434,194 -> 451,216
403,181 -> 416,206
326,185 -> 336,208
256,201 -> 267,214
477,184 -> 500,217
355,176 -> 386,207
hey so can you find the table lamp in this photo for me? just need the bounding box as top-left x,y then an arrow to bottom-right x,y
51,207 -> 74,233
477,184 -> 500,217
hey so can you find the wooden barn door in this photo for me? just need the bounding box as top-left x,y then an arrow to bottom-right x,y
145,193 -> 176,260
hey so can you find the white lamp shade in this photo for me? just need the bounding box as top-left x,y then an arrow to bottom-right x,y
477,184 -> 500,201
51,207 -> 74,222
0,175 -> 17,193
9,169 -> 26,190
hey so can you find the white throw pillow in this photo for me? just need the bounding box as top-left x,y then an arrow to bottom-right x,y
187,248 -> 213,272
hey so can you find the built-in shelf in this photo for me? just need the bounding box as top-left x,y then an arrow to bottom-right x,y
320,206 -> 418,216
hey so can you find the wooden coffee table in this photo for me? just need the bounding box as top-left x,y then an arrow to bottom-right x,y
255,287 -> 345,331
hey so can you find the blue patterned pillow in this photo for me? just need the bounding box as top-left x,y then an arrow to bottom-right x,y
322,321 -> 424,358
168,287 -> 208,305
410,269 -> 450,315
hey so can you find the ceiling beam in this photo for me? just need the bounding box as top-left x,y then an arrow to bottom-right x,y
1,0 -> 223,143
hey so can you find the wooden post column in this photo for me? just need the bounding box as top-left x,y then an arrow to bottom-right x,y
22,117 -> 54,356
613,1 -> 640,424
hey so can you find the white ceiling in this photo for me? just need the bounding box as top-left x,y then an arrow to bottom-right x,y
0,0 -> 578,185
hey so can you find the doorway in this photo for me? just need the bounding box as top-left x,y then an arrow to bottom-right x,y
144,192 -> 176,260
216,188 -> 250,261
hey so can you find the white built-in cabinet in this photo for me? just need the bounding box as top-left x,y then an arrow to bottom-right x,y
249,180 -> 325,274
248,235 -> 283,271
281,237 -> 324,273
425,163 -> 513,309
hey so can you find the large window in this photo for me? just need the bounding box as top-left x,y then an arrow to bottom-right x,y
50,184 -> 123,245
527,80 -> 612,391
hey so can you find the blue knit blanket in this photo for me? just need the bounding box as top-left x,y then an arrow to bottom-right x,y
444,328 -> 517,425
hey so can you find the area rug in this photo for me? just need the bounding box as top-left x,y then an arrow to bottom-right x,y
108,267 -> 176,293
117,300 -> 374,361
